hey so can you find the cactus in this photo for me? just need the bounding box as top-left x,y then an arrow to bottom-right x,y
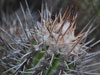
0,1 -> 100,75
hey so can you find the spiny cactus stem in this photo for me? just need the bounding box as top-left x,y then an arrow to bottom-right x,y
0,27 -> 23,50
46,25 -> 56,42
85,40 -> 100,51
13,59 -> 27,75
79,16 -> 96,34
66,21 -> 94,58
16,14 -> 34,49
32,53 -> 53,75
66,37 -> 83,59
49,54 -> 54,66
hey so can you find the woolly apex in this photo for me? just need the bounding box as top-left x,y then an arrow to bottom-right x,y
35,5 -> 88,55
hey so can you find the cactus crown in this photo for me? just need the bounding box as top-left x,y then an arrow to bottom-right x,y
0,1 -> 100,75
35,4 -> 89,55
